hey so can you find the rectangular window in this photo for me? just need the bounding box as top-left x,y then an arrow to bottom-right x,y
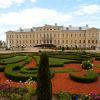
50,40 -> 52,44
83,40 -> 85,43
92,40 -> 94,43
58,40 -> 59,44
88,40 -> 90,43
71,34 -> 72,37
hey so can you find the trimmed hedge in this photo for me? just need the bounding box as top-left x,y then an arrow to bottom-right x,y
4,64 -> 54,82
0,65 -> 6,71
69,70 -> 98,83
0,56 -> 29,64
0,54 -> 15,59
34,56 -> 81,67
20,67 -> 38,74
51,68 -> 79,73
4,64 -> 37,82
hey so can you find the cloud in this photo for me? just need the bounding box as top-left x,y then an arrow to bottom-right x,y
0,7 -> 72,28
0,0 -> 25,8
74,4 -> 100,15
30,0 -> 37,3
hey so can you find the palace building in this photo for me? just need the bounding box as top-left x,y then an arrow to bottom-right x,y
6,24 -> 100,49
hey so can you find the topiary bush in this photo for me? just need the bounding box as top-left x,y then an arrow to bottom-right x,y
37,52 -> 52,100
81,60 -> 93,70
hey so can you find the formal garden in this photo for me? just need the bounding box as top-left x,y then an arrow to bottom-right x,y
0,51 -> 100,100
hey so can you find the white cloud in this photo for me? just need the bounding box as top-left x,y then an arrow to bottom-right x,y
0,7 -> 72,41
0,0 -> 25,8
30,0 -> 36,3
0,7 -> 72,28
74,4 -> 100,15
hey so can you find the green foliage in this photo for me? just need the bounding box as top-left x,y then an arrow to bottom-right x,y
34,55 -> 81,67
4,64 -> 37,82
20,67 -> 38,74
57,91 -> 67,100
0,56 -> 29,64
37,52 -> 52,100
81,60 -> 93,70
57,91 -> 71,100
51,68 -> 79,73
23,93 -> 31,100
0,54 -> 14,59
96,64 -> 100,68
9,93 -> 21,100
69,70 -> 98,83
0,65 -> 6,71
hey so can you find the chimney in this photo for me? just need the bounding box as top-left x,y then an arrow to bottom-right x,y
86,24 -> 88,28
69,25 -> 72,28
55,23 -> 57,26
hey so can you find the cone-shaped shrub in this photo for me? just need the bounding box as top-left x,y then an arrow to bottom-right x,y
37,52 -> 52,100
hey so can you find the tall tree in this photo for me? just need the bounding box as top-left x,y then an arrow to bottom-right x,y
37,52 -> 52,100
0,41 -> 2,47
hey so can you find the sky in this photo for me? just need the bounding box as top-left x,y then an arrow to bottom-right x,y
0,0 -> 100,41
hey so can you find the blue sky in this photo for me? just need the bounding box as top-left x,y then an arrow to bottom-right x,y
0,0 -> 100,41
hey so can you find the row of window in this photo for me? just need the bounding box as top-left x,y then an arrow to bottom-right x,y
8,32 -> 98,39
9,40 -> 98,44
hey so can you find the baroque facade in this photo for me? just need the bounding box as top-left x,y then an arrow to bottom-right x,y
6,24 -> 100,49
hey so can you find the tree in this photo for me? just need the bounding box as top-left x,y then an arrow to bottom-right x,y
37,52 -> 52,100
0,40 -> 2,47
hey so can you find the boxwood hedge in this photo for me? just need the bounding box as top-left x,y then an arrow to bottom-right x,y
0,56 -> 29,64
4,64 -> 54,82
4,64 -> 37,82
69,70 -> 98,83
20,67 -> 38,74
0,65 -> 6,71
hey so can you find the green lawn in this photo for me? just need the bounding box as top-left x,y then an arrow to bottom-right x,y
0,56 -> 28,64
96,64 -> 100,68
33,56 -> 78,67
51,68 -> 79,73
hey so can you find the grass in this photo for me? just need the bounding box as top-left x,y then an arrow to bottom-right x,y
96,64 -> 100,68
51,68 -> 80,73
33,56 -> 78,67
0,56 -> 28,64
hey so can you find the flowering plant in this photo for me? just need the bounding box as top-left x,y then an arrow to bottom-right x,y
81,60 -> 93,70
